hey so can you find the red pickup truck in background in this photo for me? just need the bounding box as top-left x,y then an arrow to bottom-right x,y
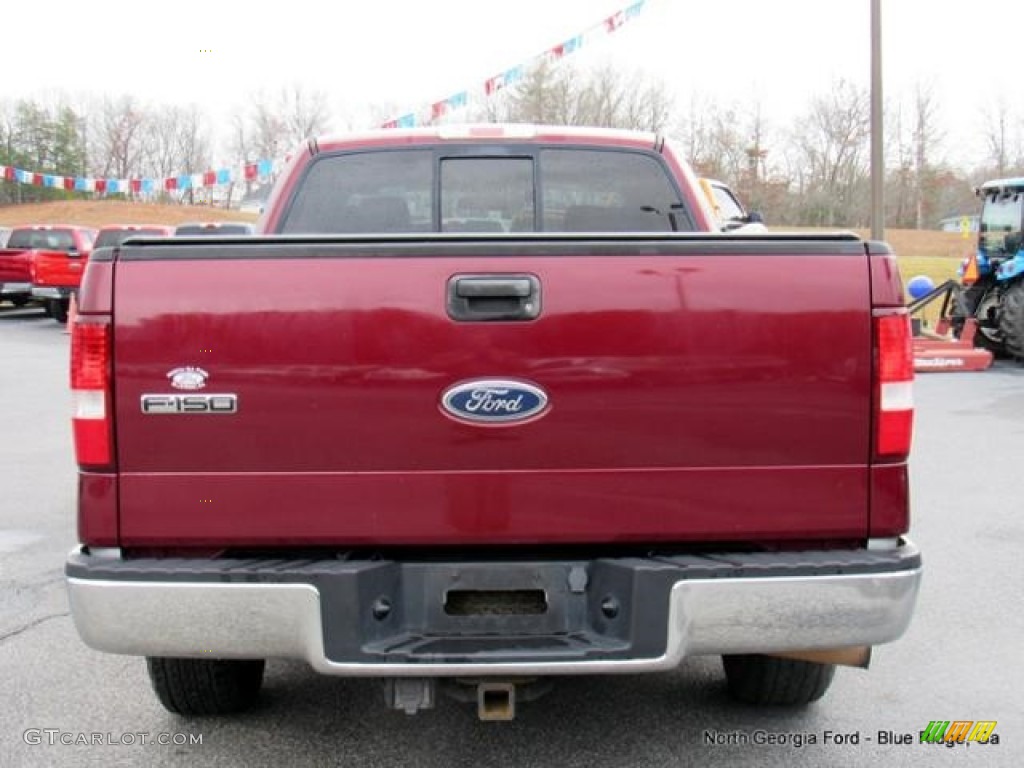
66,125 -> 921,721
0,225 -> 96,318
30,225 -> 173,323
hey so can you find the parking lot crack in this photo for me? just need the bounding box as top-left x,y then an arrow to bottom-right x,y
0,611 -> 70,645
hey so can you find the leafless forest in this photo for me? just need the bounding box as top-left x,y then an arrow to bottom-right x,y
2,62 -> 1022,226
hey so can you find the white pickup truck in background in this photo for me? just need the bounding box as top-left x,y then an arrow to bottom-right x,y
700,178 -> 768,232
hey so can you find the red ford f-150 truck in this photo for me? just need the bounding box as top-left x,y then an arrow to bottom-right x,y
31,225 -> 172,323
66,125 -> 921,720
1,225 -> 95,314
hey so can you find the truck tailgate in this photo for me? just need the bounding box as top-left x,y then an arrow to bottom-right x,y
31,250 -> 83,287
112,238 -> 872,547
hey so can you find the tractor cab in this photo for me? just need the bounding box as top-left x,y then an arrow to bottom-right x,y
974,178 -> 1024,282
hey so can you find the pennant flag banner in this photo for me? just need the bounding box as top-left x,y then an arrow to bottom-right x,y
0,159 -> 280,196
0,0 -> 651,193
380,0 -> 649,128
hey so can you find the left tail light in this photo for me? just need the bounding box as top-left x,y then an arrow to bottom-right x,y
71,319 -> 114,468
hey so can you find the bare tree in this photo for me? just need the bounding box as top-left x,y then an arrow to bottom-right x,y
885,98 -> 914,228
883,82 -> 945,228
278,84 -> 331,149
492,61 -> 674,133
232,84 -> 331,167
144,107 -> 184,180
96,95 -> 147,180
912,82 -> 944,229
248,93 -> 288,161
177,106 -> 212,203
789,79 -> 871,226
982,98 -> 1012,176
675,93 -> 756,183
615,68 -> 674,133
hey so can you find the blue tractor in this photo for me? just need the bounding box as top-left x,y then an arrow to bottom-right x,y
955,178 -> 1024,358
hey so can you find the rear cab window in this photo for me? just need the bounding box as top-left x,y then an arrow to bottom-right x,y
279,146 -> 693,234
7,228 -> 79,251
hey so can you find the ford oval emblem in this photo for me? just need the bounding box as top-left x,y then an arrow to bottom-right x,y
441,379 -> 549,425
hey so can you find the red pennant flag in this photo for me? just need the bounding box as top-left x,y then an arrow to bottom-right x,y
131,179 -> 142,194
32,173 -> 44,186
3,166 -> 13,181
165,177 -> 177,191
244,164 -> 258,181
431,101 -> 447,120
63,177 -> 75,191
95,179 -> 107,193
203,170 -> 216,187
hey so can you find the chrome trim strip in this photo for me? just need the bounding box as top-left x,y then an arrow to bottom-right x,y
31,286 -> 63,299
867,537 -> 901,551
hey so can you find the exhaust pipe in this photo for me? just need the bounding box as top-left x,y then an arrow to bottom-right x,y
771,646 -> 872,668
477,682 -> 516,721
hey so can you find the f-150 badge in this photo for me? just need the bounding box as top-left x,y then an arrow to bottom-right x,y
441,379 -> 548,425
141,394 -> 238,414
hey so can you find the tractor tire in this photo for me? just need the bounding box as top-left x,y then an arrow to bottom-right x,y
722,654 -> 836,706
146,657 -> 265,715
955,284 -> 1008,357
999,279 -> 1024,359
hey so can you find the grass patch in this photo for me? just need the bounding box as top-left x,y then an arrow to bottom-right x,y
897,256 -> 964,327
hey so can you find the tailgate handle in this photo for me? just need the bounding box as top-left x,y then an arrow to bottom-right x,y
456,278 -> 532,298
448,274 -> 541,322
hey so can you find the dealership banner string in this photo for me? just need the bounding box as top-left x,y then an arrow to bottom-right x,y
0,1 -> 649,194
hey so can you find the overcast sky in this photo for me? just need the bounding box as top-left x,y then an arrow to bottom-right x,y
6,0 -> 1020,169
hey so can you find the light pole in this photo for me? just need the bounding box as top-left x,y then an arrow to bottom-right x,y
870,0 -> 884,241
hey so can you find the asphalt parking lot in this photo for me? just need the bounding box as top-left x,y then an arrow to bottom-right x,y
1,303 -> 1021,767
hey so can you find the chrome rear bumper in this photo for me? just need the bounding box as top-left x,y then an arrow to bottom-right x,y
67,541 -> 922,676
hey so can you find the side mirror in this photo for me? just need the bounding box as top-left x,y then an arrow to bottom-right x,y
747,211 -> 765,224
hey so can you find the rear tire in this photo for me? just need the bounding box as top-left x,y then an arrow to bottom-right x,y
51,299 -> 68,324
722,654 -> 835,706
999,280 -> 1024,359
9,296 -> 30,307
146,657 -> 265,715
